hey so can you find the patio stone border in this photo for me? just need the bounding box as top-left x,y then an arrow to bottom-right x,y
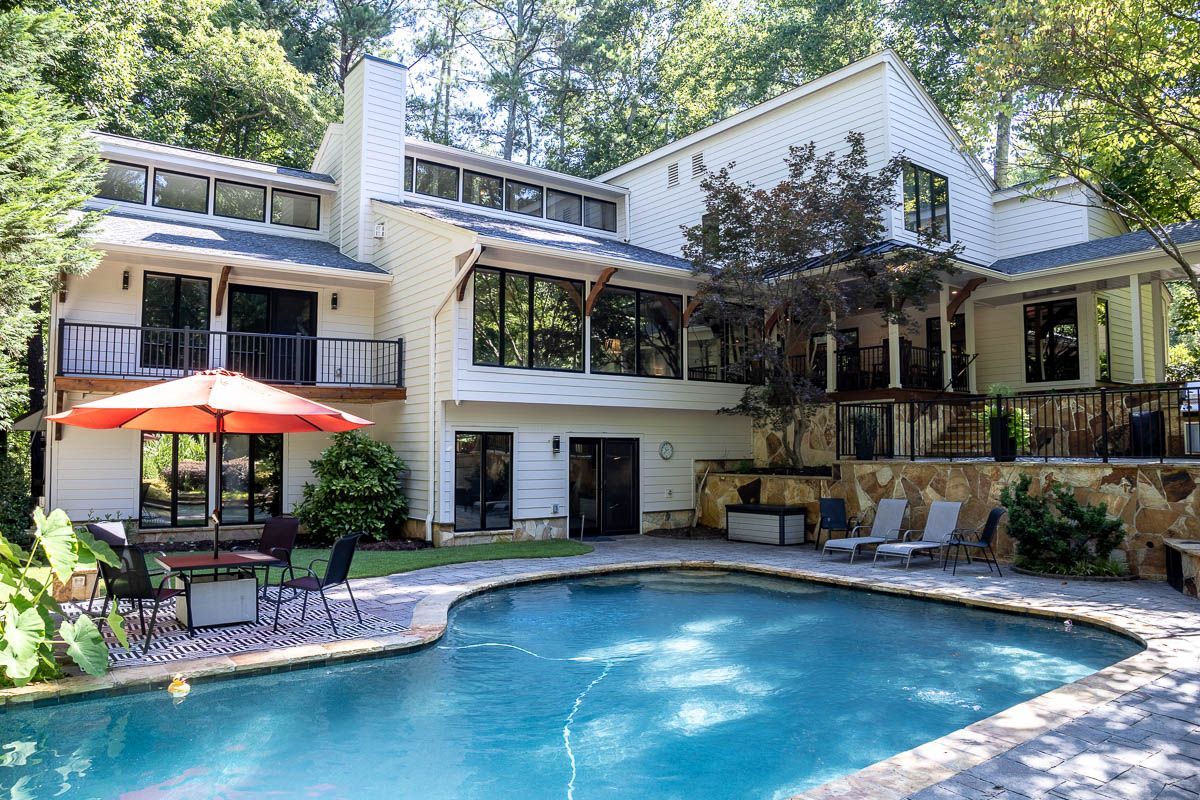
1,539 -> 1196,800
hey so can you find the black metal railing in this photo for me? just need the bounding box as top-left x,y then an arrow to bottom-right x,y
58,321 -> 404,387
901,344 -> 943,391
836,402 -> 895,459
837,345 -> 888,391
837,383 -> 1200,462
948,352 -> 972,392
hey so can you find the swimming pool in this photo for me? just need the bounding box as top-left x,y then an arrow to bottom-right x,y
1,570 -> 1140,799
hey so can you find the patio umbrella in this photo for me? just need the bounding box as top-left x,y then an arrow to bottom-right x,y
47,369 -> 372,557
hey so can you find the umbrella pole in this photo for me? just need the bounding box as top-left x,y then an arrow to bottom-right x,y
213,417 -> 224,559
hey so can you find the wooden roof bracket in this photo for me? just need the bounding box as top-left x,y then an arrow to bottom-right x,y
682,296 -> 703,327
214,265 -> 233,316
585,267 -> 619,316
946,276 -> 986,320
454,246 -> 487,302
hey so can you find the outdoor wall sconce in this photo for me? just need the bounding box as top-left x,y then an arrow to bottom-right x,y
331,292 -> 339,310
121,270 -> 130,291
552,435 -> 561,454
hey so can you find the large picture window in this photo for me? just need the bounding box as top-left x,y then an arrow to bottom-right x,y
271,189 -> 320,230
472,267 -> 584,371
505,180 -> 543,216
1024,298 -> 1080,383
153,169 -> 209,214
454,432 -> 513,531
902,163 -> 950,241
584,198 -> 618,232
687,310 -> 762,383
140,432 -> 208,528
214,180 -> 266,222
222,434 -> 282,524
415,159 -> 459,201
97,161 -> 147,204
463,170 -> 503,209
591,287 -> 682,378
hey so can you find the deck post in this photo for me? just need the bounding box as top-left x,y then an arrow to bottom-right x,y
939,284 -> 953,388
826,310 -> 838,393
1150,277 -> 1166,381
887,320 -> 902,388
1130,273 -> 1145,383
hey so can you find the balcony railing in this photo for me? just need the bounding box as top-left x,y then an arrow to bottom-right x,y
58,321 -> 404,387
837,383 -> 1200,461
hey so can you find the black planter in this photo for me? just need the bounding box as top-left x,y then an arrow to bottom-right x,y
854,436 -> 876,461
989,415 -> 1017,462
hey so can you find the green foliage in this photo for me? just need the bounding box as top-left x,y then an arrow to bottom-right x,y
999,474 -> 1127,575
0,509 -> 121,687
295,431 -> 408,543
0,454 -> 32,546
851,410 -> 878,453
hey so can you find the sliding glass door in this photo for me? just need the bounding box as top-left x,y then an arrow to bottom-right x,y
454,432 -> 513,531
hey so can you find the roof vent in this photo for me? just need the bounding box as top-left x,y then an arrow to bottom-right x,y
691,152 -> 706,178
667,162 -> 679,188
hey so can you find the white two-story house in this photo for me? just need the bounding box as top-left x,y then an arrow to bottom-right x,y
37,51 -> 1200,544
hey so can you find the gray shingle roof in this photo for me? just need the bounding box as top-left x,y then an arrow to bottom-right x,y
989,219 -> 1200,274
94,131 -> 335,184
381,199 -> 693,271
89,210 -> 386,275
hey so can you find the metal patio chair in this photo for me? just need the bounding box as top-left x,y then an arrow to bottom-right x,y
945,507 -> 1006,576
814,498 -> 855,548
97,544 -> 192,652
272,533 -> 365,635
872,501 -> 963,569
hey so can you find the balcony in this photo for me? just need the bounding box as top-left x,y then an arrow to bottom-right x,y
56,321 -> 405,401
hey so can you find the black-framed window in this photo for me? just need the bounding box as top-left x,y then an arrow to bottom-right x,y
473,267 -> 584,371
505,179 -> 543,216
141,272 -> 211,370
1024,298 -> 1080,383
687,305 -> 763,383
140,432 -> 208,528
415,159 -> 459,201
902,163 -> 950,241
153,169 -> 209,214
463,170 -> 503,209
584,197 -> 618,232
97,161 -> 147,204
454,432 -> 513,531
591,286 -> 682,378
222,434 -> 282,524
404,156 -> 414,192
1097,297 -> 1112,382
271,189 -> 320,230
546,189 -> 582,224
214,180 -> 266,222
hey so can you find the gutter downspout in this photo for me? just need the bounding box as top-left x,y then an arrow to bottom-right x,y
426,243 -> 483,542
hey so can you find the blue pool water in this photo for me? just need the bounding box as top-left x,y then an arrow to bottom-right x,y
1,570 -> 1139,799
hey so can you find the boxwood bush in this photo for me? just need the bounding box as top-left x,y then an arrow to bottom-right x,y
999,474 -> 1126,576
295,431 -> 408,543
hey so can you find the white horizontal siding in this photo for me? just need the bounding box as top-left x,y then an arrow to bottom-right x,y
973,292 -> 1096,391
993,189 -> 1088,260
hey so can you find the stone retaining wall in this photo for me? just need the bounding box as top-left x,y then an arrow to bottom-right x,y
698,461 -> 1200,579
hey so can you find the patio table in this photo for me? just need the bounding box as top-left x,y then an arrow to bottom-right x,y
155,552 -> 277,629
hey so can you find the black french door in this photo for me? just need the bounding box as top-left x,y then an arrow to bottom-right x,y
227,286 -> 318,383
140,272 -> 211,371
568,437 -> 639,537
454,432 -> 514,531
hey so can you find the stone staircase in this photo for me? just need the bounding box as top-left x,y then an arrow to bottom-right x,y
923,406 -> 987,458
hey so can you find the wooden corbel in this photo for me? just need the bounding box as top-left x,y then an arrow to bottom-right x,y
214,265 -> 233,316
946,277 -> 986,320
764,302 -> 789,337
454,250 -> 479,302
682,296 -> 703,327
584,267 -> 618,316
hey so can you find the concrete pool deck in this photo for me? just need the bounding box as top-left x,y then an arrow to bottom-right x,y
3,536 -> 1199,799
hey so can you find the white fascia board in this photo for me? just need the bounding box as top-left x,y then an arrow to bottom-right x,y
312,123 -> 344,173
992,176 -> 1080,203
406,138 -> 629,197
969,245 -> 1199,293
91,241 -> 392,285
475,236 -> 696,280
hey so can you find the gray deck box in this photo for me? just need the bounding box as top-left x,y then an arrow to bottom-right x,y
725,503 -> 807,545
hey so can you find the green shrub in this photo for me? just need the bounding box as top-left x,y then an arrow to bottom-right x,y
0,509 -> 125,687
295,431 -> 408,543
0,456 -> 32,546
999,474 -> 1127,575
977,384 -> 1031,445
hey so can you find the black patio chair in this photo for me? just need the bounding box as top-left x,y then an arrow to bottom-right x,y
84,522 -> 128,612
236,516 -> 299,592
815,499 -> 854,548
97,544 -> 192,652
944,507 -> 1006,576
272,533 -> 364,635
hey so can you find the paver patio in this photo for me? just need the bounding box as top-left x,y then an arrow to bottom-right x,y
4,536 -> 1198,799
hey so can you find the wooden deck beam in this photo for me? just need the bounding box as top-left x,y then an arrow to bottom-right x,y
54,376 -> 406,403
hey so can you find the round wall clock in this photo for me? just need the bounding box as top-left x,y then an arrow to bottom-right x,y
658,441 -> 675,460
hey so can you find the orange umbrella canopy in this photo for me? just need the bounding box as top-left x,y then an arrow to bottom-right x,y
46,369 -> 373,433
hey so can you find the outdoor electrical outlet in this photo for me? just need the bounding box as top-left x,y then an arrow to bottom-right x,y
552,503 -> 560,514
72,576 -> 86,588
665,488 -> 673,498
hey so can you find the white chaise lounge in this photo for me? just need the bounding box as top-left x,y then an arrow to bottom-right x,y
821,498 -> 908,563
872,500 -> 963,569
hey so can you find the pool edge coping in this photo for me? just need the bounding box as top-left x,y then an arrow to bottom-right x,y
0,556 -> 1191,800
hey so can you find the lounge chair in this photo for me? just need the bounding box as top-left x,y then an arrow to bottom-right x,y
97,544 -> 192,651
814,498 -> 853,548
273,533 -> 364,635
822,498 -> 907,563
945,507 -> 1006,576
873,501 -> 962,569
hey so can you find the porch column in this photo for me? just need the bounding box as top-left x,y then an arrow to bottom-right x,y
964,297 -> 978,393
939,284 -> 953,389
887,320 -> 902,388
1150,277 -> 1166,382
1130,274 -> 1145,383
826,310 -> 837,393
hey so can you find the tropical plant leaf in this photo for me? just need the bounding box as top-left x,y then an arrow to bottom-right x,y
0,606 -> 46,685
36,508 -> 79,582
75,526 -> 120,567
60,616 -> 109,676
106,606 -> 129,650
0,535 -> 28,566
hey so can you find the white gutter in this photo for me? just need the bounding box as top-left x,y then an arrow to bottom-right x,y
425,243 -> 483,541
90,242 -> 393,285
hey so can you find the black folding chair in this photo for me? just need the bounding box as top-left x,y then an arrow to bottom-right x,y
945,507 -> 1006,576
815,498 -> 854,548
98,545 -> 192,652
273,533 -> 364,635
237,516 -> 299,594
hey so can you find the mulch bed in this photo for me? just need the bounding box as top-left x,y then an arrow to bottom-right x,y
644,526 -> 728,540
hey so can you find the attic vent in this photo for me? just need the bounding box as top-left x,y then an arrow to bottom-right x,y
667,162 -> 679,188
691,152 -> 706,178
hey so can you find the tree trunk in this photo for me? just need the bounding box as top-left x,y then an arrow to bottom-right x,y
993,91 -> 1013,187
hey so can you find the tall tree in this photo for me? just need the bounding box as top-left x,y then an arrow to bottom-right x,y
0,8 -> 102,426
329,0 -> 409,86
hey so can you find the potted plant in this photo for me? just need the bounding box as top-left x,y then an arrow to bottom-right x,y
978,384 -> 1029,462
851,410 -> 879,461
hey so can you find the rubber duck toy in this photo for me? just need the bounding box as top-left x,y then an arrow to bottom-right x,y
1063,620 -> 1074,632
167,674 -> 191,702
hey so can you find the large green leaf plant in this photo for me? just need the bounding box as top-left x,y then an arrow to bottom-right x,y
0,509 -> 125,686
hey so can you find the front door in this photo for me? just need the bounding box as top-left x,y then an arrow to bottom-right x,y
569,437 -> 639,537
228,286 -> 318,383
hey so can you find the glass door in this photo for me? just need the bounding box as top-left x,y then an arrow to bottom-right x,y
569,439 -> 600,537
454,432 -> 513,531
228,286 -> 318,383
140,272 -> 211,372
569,437 -> 639,537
